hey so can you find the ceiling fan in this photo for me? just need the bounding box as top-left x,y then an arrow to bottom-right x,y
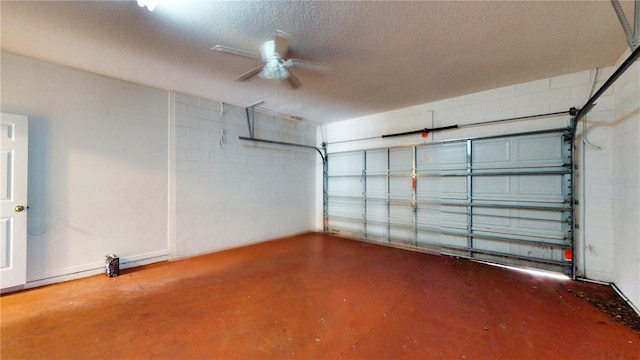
212,31 -> 328,89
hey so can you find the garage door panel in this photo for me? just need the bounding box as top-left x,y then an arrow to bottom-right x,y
390,204 -> 412,219
390,177 -> 412,198
474,175 -> 564,202
473,253 -> 565,273
327,150 -> 363,237
366,149 -> 387,171
366,177 -> 387,196
417,205 -> 466,228
415,232 -> 440,251
514,211 -> 564,236
366,202 -> 387,218
329,219 -> 361,235
509,243 -> 555,260
473,207 -> 564,237
328,151 -> 363,175
390,200 -> 414,245
473,176 -> 510,195
416,177 -> 439,193
365,225 -> 387,241
473,238 -> 511,254
416,230 -> 439,247
471,239 -> 565,266
473,208 -> 512,227
417,143 -> 466,170
389,148 -> 412,172
327,129 -> 573,275
516,208 -> 563,221
329,199 -> 362,217
436,233 -> 469,248
471,231 -> 565,251
329,177 -> 362,195
514,134 -> 562,163
473,133 -> 564,169
474,240 -> 564,268
390,226 -> 413,245
515,175 -> 564,198
417,177 -> 466,198
473,139 -> 510,164
328,197 -> 363,235
364,200 -> 387,240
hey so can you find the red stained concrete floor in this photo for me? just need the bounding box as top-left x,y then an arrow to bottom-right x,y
1,233 -> 639,359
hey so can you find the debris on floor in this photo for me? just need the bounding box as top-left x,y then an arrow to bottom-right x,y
576,291 -> 640,334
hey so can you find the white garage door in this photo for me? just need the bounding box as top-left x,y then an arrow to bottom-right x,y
327,129 -> 574,275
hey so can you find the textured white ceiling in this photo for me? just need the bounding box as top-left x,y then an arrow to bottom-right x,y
0,1 -> 632,124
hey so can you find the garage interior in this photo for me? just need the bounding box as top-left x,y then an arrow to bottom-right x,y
1,1 -> 639,358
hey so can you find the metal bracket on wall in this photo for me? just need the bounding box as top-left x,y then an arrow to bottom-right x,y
241,102 -> 325,162
611,0 -> 640,51
244,101 -> 263,139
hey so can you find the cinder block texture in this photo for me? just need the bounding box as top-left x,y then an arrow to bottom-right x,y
174,93 -> 318,257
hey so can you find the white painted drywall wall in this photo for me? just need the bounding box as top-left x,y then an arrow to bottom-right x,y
1,52 -> 169,286
612,49 -> 640,312
172,93 -> 317,258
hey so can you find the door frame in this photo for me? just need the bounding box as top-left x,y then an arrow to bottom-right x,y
1,112 -> 29,290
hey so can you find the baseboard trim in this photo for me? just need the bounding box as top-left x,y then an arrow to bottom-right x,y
171,231 -> 312,261
611,283 -> 640,316
24,250 -> 169,290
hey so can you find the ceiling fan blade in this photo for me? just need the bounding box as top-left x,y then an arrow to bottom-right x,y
274,30 -> 291,59
287,58 -> 330,74
260,41 -> 274,62
212,45 -> 261,60
235,64 -> 264,81
285,71 -> 302,89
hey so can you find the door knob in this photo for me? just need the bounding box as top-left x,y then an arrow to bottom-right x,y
15,205 -> 25,212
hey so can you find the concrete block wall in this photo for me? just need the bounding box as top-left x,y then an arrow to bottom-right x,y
173,92 -> 318,258
322,69 -> 613,154
574,66 -> 616,282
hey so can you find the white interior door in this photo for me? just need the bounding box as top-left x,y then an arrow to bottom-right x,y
1,112 -> 28,289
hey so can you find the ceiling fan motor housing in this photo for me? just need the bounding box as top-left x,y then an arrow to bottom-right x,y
260,59 -> 290,80
259,40 -> 290,80
214,30 -> 324,88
